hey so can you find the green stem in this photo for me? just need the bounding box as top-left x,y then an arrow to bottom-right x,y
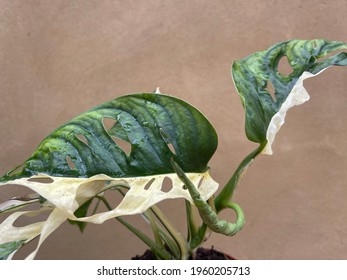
144,209 -> 164,248
150,205 -> 189,260
215,144 -> 265,212
188,199 -> 215,250
141,207 -> 180,259
188,197 -> 215,250
189,223 -> 207,250
97,195 -> 172,260
223,201 -> 245,234
171,158 -> 245,236
185,200 -> 197,245
111,186 -> 181,259
116,216 -> 172,260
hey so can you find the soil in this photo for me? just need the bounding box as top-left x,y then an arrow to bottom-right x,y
131,247 -> 235,260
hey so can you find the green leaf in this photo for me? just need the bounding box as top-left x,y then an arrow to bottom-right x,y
0,240 -> 25,260
1,93 -> 217,181
232,39 -> 347,153
68,198 -> 93,232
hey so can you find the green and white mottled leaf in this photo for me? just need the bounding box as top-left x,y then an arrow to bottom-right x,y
0,93 -> 218,217
0,93 -> 218,259
232,39 -> 347,154
0,172 -> 217,223
1,93 -> 217,181
0,171 -> 218,259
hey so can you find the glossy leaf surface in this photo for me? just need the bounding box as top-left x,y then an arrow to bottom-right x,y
0,93 -> 219,259
232,39 -> 347,154
1,93 -> 218,181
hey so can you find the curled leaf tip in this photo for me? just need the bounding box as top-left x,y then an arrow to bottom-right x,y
262,71 -> 319,155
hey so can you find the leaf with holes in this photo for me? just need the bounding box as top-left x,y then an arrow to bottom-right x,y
0,93 -> 218,259
1,93 -> 217,180
232,39 -> 347,154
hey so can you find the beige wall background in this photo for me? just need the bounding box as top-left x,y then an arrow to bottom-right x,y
0,0 -> 347,259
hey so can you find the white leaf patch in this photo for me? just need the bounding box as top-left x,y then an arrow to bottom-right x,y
0,171 -> 218,259
262,70 -> 326,155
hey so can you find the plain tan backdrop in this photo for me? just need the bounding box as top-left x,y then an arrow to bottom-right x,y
0,0 -> 347,259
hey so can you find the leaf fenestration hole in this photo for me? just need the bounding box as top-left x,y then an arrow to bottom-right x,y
161,177 -> 173,193
144,178 -> 155,190
265,80 -> 277,102
167,143 -> 177,155
110,136 -> 132,155
159,127 -> 177,155
100,186 -> 129,212
13,211 -> 51,227
316,48 -> 347,63
278,55 -> 293,76
197,177 -> 204,189
28,177 -> 54,184
66,155 -> 76,170
7,163 -> 25,176
76,134 -> 89,145
102,117 -> 117,132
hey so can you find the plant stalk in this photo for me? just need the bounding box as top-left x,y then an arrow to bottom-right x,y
214,144 -> 265,212
150,205 -> 189,260
97,195 -> 172,260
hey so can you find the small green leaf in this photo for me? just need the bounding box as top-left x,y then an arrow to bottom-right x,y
68,198 -> 93,232
0,240 -> 25,260
232,39 -> 347,153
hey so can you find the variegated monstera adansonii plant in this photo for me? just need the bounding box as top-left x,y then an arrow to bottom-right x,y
0,39 -> 346,260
